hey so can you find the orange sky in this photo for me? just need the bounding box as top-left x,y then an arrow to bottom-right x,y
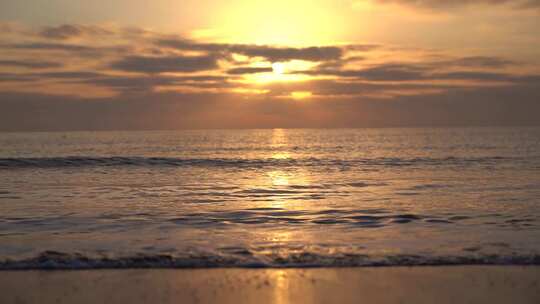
0,0 -> 539,130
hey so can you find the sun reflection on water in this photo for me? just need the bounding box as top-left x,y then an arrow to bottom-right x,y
270,129 -> 292,159
271,128 -> 287,145
271,152 -> 291,160
244,129 -> 312,210
268,171 -> 290,186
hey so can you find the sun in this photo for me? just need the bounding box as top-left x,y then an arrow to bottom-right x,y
242,61 -> 312,84
272,62 -> 285,75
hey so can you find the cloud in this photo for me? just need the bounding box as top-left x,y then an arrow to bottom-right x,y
46,72 -> 232,92
39,24 -> 113,40
157,39 -> 344,62
306,63 -> 429,81
0,72 -> 35,82
35,71 -> 105,79
305,58 -> 523,82
227,67 -> 273,75
39,25 -> 83,39
109,55 -> 219,74
261,78 -> 461,99
449,56 -> 517,68
343,44 -> 382,51
0,69 -> 232,94
1,23 -> 539,130
5,42 -> 96,52
227,45 -> 343,62
85,75 -> 232,92
156,39 -> 226,53
341,64 -> 429,81
433,71 -> 514,81
316,55 -> 366,70
0,91 -> 224,131
0,60 -> 62,69
1,42 -> 131,59
1,82 -> 539,131
0,71 -> 105,83
87,76 -> 179,92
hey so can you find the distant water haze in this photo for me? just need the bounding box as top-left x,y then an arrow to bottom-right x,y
1,128 -> 539,269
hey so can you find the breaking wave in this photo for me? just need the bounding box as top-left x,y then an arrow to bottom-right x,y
0,156 -> 526,169
2,251 -> 539,270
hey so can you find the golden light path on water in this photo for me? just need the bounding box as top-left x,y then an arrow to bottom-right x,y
240,129 -> 409,258
257,129 -> 308,246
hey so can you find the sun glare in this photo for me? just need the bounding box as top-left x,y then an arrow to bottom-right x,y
240,60 -> 315,85
291,91 -> 313,100
272,62 -> 285,75
212,0 -> 344,45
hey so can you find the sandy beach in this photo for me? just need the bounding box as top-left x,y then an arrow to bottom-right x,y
1,266 -> 538,304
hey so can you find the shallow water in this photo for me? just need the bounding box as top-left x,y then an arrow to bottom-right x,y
1,128 -> 539,268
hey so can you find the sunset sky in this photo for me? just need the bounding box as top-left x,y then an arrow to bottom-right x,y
1,0 -> 539,130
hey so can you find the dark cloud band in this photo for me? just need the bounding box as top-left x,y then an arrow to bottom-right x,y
158,39 -> 343,62
109,55 -> 219,74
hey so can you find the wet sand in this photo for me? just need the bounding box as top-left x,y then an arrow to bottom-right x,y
0,266 -> 539,304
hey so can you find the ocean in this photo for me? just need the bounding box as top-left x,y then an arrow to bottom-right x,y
1,128 -> 539,269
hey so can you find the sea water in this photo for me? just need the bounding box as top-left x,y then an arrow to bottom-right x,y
1,128 -> 539,268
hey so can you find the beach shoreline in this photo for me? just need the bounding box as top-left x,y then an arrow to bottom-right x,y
1,266 -> 538,304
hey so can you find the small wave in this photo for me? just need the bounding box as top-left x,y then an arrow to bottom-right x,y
3,210 -> 536,232
0,156 -> 525,169
1,250 -> 539,270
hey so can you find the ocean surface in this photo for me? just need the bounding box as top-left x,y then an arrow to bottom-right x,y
1,128 -> 539,269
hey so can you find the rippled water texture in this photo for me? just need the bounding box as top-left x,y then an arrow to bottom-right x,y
1,128 -> 539,268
